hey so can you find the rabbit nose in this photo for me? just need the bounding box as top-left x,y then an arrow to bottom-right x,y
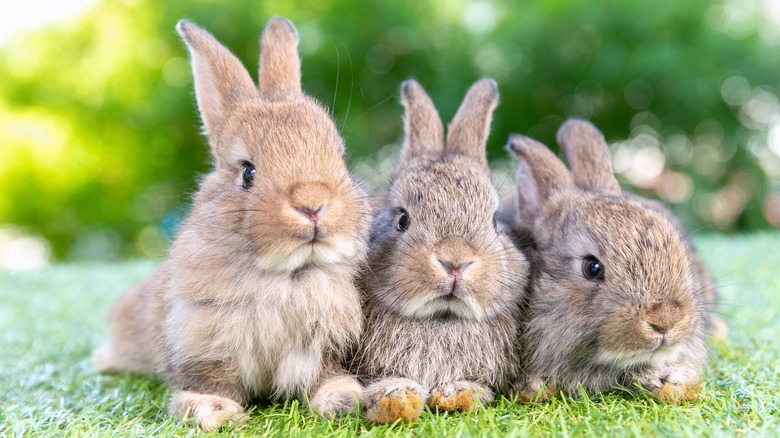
296,205 -> 324,223
290,182 -> 332,222
437,260 -> 473,278
648,322 -> 672,334
645,301 -> 684,335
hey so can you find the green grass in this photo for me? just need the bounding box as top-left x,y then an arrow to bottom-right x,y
1,233 -> 779,437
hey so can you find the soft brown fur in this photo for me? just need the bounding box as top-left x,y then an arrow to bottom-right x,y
350,79 -> 530,423
92,17 -> 370,431
499,120 -> 721,404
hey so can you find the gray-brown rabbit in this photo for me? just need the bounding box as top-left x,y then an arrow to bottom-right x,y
92,18 -> 370,431
350,79 -> 530,423
499,120 -> 722,404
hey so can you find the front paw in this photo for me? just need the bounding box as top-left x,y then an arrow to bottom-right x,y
639,369 -> 701,404
514,377 -> 558,403
429,381 -> 494,412
653,381 -> 701,404
362,378 -> 428,424
309,375 -> 362,418
169,390 -> 248,432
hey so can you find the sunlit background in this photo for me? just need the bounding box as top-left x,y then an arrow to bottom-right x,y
1,0 -> 780,270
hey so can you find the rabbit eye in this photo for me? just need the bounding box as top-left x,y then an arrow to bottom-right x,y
582,256 -> 605,281
242,162 -> 256,189
396,208 -> 410,232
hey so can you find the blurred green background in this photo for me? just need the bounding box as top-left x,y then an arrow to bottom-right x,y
1,0 -> 779,268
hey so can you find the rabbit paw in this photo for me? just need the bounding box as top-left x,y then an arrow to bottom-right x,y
653,381 -> 701,404
309,375 -> 362,418
515,377 -> 558,403
429,381 -> 494,412
639,368 -> 701,404
169,390 -> 248,432
91,341 -> 120,373
653,369 -> 702,404
362,378 -> 427,424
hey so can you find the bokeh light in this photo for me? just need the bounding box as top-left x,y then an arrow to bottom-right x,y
1,0 -> 780,266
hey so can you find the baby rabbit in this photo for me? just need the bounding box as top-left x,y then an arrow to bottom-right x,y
92,18 -> 370,431
350,79 -> 530,423
500,120 -> 721,404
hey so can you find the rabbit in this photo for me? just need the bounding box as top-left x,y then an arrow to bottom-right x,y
91,17 -> 371,431
349,78 -> 531,423
498,119 -> 723,404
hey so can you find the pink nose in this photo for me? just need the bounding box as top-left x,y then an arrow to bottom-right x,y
296,205 -> 323,223
438,260 -> 473,278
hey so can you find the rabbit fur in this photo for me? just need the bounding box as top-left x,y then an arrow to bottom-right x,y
92,17 -> 371,431
350,79 -> 531,423
499,119 -> 722,404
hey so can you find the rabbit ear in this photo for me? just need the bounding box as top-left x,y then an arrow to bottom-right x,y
556,119 -> 621,195
399,79 -> 445,164
513,161 -> 541,226
507,134 -> 573,221
446,78 -> 498,169
176,20 -> 258,135
258,17 -> 302,101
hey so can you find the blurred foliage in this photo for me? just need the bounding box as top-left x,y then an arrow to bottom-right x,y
1,0 -> 780,262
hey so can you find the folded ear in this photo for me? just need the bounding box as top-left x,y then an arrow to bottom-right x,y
446,78 -> 498,169
556,119 -> 621,195
176,19 -> 257,135
258,17 -> 302,100
506,134 -> 573,223
399,79 -> 445,165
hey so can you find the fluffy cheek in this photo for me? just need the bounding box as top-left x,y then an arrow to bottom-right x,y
387,240 -> 451,316
598,309 -> 649,352
247,195 -> 308,264
464,242 -> 511,315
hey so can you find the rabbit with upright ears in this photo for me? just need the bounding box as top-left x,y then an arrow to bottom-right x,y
500,119 -> 722,404
92,17 -> 371,431
350,79 -> 530,423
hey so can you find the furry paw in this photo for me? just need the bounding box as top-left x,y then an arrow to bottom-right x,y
362,378 -> 427,424
428,381 -> 494,412
169,390 -> 248,432
653,381 -> 702,404
639,368 -> 701,404
515,377 -> 558,403
91,342 -> 119,373
309,376 -> 362,418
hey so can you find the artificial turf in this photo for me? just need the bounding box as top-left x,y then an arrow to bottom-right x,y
1,233 -> 778,436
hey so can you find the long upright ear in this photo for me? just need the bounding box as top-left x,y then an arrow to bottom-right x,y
556,119 -> 621,195
399,79 -> 444,164
446,78 -> 498,169
258,17 -> 302,101
507,134 -> 573,224
176,20 -> 257,135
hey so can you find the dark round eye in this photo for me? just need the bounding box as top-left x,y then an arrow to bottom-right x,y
582,256 -> 605,281
396,208 -> 410,232
242,162 -> 256,188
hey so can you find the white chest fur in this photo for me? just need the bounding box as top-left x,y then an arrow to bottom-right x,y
164,266 -> 362,399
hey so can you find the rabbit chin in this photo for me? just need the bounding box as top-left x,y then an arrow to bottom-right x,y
254,235 -> 359,272
400,294 -> 485,321
594,344 -> 682,369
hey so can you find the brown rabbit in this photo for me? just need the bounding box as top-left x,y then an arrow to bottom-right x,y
350,79 -> 530,423
499,120 -> 722,404
92,18 -> 371,431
